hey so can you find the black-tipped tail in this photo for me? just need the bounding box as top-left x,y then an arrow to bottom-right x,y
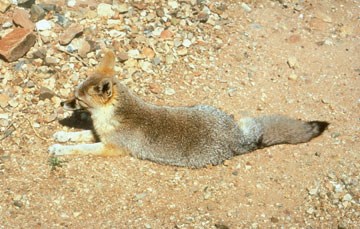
253,116 -> 329,147
308,121 -> 330,138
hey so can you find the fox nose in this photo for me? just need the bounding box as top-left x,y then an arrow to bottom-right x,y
60,101 -> 65,107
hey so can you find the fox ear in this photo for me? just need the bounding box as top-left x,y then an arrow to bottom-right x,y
98,78 -> 113,98
96,50 -> 116,77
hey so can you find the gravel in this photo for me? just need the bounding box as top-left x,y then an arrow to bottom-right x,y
0,0 -> 359,228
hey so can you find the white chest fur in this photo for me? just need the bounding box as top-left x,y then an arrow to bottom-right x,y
90,105 -> 119,138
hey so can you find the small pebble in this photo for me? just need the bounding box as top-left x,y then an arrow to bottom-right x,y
13,200 -> 23,208
97,3 -> 115,17
2,21 -> 13,28
117,52 -> 129,62
342,193 -> 352,202
36,19 -> 52,31
241,3 -> 252,12
287,56 -> 298,69
164,87 -> 176,96
288,73 -> 298,80
182,39 -> 192,48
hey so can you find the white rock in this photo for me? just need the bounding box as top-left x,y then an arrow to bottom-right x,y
36,19 -> 52,31
342,193 -> 352,201
165,54 -> 174,65
115,3 -> 129,13
67,0 -> 76,7
88,59 -> 98,66
177,47 -> 188,56
164,87 -> 176,96
182,39 -> 192,48
2,21 -> 13,28
0,113 -> 9,120
152,27 -> 164,37
241,3 -> 252,12
8,99 -> 19,108
140,11 -> 147,17
39,30 -> 54,38
334,183 -> 343,193
67,38 -> 83,51
107,19 -> 121,26
168,0 -> 179,9
97,3 -> 115,17
140,61 -> 154,74
308,188 -> 318,196
45,56 -> 60,65
107,30 -> 126,38
306,207 -> 314,214
288,73 -> 298,80
287,56 -> 298,69
128,49 -> 140,58
324,39 -> 333,46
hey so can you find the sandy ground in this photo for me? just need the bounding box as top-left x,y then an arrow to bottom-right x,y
1,0 -> 359,228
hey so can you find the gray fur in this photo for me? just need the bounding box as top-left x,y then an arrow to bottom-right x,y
79,80 -> 328,168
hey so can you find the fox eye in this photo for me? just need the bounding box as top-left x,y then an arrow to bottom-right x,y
88,86 -> 100,94
93,86 -> 100,92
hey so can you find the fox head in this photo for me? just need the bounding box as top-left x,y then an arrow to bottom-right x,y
61,50 -> 118,111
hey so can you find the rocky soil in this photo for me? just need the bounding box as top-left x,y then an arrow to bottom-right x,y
0,0 -> 359,228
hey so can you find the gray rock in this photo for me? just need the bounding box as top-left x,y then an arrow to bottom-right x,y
59,24 -> 84,45
30,4 -> 46,22
38,3 -> 57,12
118,52 -> 129,62
152,56 -> 161,65
13,200 -> 23,208
55,14 -> 71,27
18,0 -> 35,8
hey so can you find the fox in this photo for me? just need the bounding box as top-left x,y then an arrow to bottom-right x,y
48,50 -> 329,168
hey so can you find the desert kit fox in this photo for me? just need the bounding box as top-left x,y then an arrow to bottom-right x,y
49,51 -> 329,168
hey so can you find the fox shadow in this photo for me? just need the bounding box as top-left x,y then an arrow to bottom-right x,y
58,110 -> 93,130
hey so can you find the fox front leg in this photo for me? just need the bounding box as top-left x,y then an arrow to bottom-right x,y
48,142 -> 129,157
48,142 -> 105,156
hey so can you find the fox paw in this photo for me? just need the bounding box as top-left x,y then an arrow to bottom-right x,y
48,144 -> 71,156
53,131 -> 72,143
